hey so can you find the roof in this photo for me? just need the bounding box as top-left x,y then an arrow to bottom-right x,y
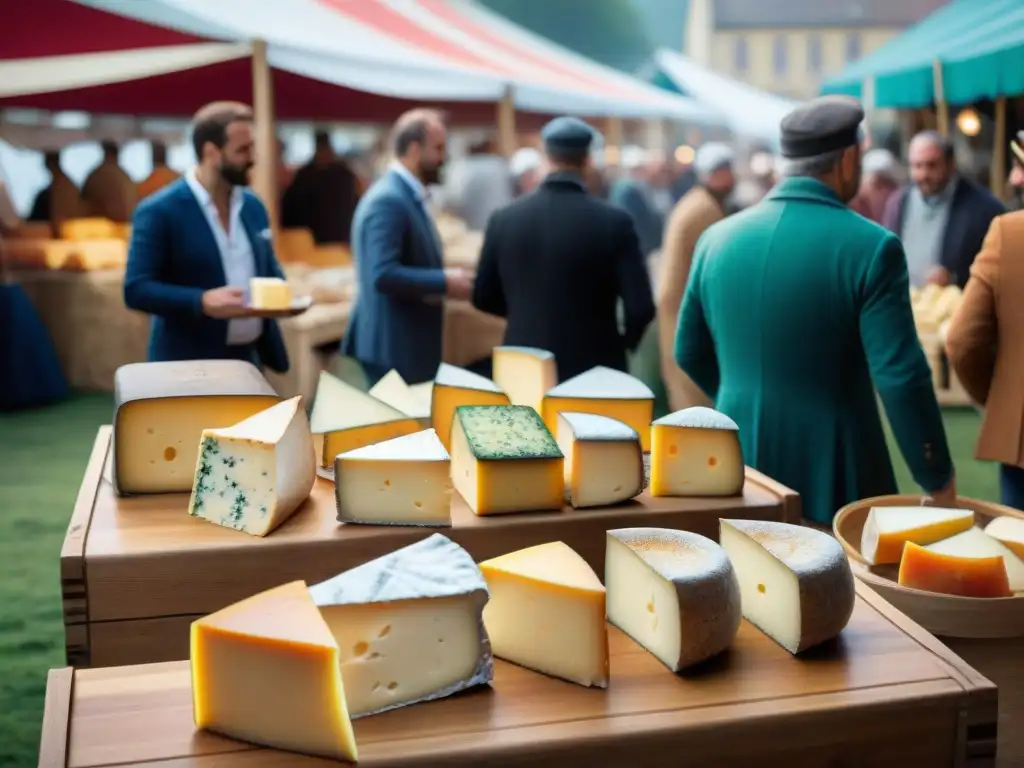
713,0 -> 951,29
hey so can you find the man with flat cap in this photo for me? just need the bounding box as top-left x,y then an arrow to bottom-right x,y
674,95 -> 956,525
472,117 -> 655,381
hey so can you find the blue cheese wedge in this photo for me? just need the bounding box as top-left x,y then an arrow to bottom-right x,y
335,428 -> 452,527
309,534 -> 493,718
556,412 -> 644,508
188,396 -> 317,537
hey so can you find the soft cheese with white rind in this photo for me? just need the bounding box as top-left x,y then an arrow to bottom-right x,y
556,412 -> 644,508
650,406 -> 744,497
606,528 -> 740,671
719,519 -> 855,654
309,534 -> 492,717
369,369 -> 431,425
859,506 -> 975,564
983,516 -> 1024,560
188,396 -> 316,537
926,526 -> 1024,592
334,428 -> 452,527
492,346 -> 557,413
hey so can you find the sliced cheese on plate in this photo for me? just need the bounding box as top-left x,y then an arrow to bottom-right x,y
556,412 -> 643,508
431,363 -> 510,450
926,527 -> 1024,592
898,542 -> 1011,597
249,276 -> 292,309
541,366 -> 655,450
859,506 -> 975,565
983,516 -> 1024,559
492,346 -> 557,413
650,406 -> 744,497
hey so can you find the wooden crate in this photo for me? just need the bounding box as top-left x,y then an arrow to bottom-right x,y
61,427 -> 800,669
38,583 -> 997,768
920,331 -> 973,407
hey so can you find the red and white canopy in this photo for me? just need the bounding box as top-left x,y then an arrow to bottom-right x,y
0,0 -> 719,124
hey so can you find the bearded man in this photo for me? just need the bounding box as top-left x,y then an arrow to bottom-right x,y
124,101 -> 289,373
343,109 -> 473,385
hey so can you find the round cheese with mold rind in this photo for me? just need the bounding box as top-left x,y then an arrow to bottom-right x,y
606,527 -> 741,671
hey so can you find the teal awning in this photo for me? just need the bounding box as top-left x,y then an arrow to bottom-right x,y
821,0 -> 1024,107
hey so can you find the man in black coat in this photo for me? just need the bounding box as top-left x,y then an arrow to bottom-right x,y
472,117 -> 655,382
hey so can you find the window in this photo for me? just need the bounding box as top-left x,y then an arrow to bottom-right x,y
773,35 -> 788,75
845,32 -> 862,62
807,34 -> 823,73
733,36 -> 748,72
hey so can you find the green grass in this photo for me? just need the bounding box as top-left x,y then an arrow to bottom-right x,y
0,393 -> 998,767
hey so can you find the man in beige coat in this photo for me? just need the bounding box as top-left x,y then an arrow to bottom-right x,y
657,142 -> 735,411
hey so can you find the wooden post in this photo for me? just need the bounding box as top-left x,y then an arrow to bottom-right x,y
604,117 -> 624,167
497,86 -> 517,157
990,96 -> 1007,198
250,39 -> 278,232
932,59 -> 949,138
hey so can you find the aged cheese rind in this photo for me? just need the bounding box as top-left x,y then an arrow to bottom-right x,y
556,412 -> 644,508
369,369 -> 432,424
335,428 -> 452,527
719,519 -> 855,654
249,277 -> 292,310
492,346 -> 558,413
309,534 -> 493,717
541,366 -> 655,450
898,542 -> 1012,597
479,541 -> 608,688
450,405 -> 564,515
113,360 -> 280,495
188,396 -> 316,537
860,506 -> 975,565
926,527 -> 1024,592
606,528 -> 740,671
983,516 -> 1024,559
431,363 -> 510,450
191,580 -> 357,761
650,406 -> 744,497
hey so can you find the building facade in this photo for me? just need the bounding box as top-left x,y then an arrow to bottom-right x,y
685,0 -> 949,100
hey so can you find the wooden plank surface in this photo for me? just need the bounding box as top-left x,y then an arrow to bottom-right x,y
56,583 -> 993,768
37,668 -> 73,768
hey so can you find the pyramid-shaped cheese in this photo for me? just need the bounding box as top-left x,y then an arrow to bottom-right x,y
188,396 -> 316,537
310,371 -> 422,467
650,406 -> 744,497
480,541 -> 608,687
719,519 -> 855,654
556,412 -> 644,508
984,516 -> 1024,559
926,527 -> 1024,592
309,534 -> 493,717
369,369 -> 431,425
492,346 -> 557,412
541,366 -> 654,450
335,428 -> 452,527
431,363 -> 510,450
191,581 -> 357,761
859,506 -> 975,565
606,528 -> 740,671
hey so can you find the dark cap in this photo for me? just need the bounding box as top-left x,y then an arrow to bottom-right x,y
780,95 -> 864,159
541,116 -> 597,155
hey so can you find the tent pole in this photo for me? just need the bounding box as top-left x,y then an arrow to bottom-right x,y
251,39 -> 279,232
605,117 -> 624,167
990,96 -> 1007,199
932,59 -> 949,138
497,86 -> 517,157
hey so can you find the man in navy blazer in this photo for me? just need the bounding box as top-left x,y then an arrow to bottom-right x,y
343,109 -> 473,385
124,101 -> 288,372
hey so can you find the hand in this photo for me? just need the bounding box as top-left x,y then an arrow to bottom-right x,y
201,286 -> 248,319
444,267 -> 473,300
925,476 -> 958,508
925,267 -> 952,287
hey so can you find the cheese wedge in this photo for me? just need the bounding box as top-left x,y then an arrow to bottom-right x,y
479,541 -> 607,687
431,363 -> 510,450
309,534 -> 492,717
541,366 -> 655,450
556,412 -> 644,508
492,346 -> 558,413
898,542 -> 1011,597
650,407 -> 744,497
249,277 -> 292,310
860,506 -> 975,565
606,528 -> 740,671
926,527 -> 1024,592
310,371 -> 422,467
188,397 -> 316,537
113,360 -> 280,495
983,516 -> 1024,559
335,428 -> 452,526
368,370 -> 432,425
719,519 -> 855,654
450,405 -> 564,515
191,581 -> 357,761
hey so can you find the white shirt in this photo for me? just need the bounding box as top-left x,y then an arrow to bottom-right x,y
185,169 -> 261,345
390,160 -> 428,205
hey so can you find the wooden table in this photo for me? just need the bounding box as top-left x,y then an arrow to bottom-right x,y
38,583 -> 997,767
61,427 -> 799,669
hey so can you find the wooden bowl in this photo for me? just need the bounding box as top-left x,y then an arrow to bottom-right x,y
833,494 -> 1024,638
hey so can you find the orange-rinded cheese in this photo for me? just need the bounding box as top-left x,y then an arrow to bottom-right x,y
650,407 -> 744,497
540,366 -> 654,451
898,542 -> 1012,598
191,581 -> 357,761
59,217 -> 116,241
492,346 -> 557,413
431,363 -> 510,450
983,517 -> 1024,559
860,506 -> 975,565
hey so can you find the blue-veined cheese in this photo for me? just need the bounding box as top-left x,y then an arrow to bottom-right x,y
650,406 -> 744,497
556,411 -> 644,508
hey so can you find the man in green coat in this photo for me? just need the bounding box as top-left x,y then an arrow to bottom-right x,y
675,96 -> 956,525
